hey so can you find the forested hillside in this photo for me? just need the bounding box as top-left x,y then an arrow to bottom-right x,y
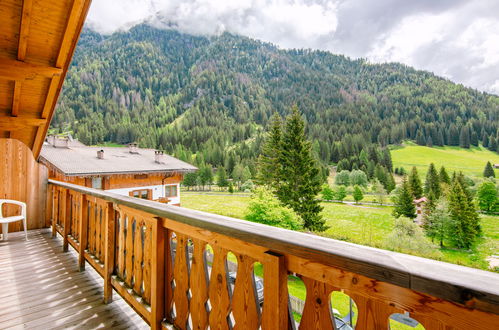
52,24 -> 499,177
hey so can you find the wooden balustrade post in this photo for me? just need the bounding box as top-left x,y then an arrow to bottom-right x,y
164,228 -> 173,324
63,189 -> 70,252
103,202 -> 116,304
151,217 -> 166,329
262,251 -> 290,329
51,186 -> 57,238
78,194 -> 88,271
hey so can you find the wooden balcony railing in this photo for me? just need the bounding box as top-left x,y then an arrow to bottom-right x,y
48,179 -> 499,329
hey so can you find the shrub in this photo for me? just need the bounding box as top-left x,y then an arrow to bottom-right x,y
335,186 -> 347,202
350,170 -> 368,187
384,217 -> 441,258
335,170 -> 350,186
321,184 -> 334,201
241,179 -> 255,192
245,187 -> 302,230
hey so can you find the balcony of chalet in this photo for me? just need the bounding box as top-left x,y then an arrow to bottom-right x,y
0,0 -> 498,329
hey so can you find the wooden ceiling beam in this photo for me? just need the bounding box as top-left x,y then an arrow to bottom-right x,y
0,116 -> 46,130
0,58 -> 62,81
56,0 -> 86,68
18,0 -> 33,61
11,83 -> 22,117
12,0 -> 35,118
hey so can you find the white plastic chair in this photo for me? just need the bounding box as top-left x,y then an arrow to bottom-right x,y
0,200 -> 27,241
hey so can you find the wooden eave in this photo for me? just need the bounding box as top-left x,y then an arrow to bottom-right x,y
0,0 -> 92,157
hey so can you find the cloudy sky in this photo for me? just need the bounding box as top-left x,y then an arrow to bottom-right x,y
86,0 -> 499,95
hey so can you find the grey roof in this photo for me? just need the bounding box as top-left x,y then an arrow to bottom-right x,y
40,145 -> 197,176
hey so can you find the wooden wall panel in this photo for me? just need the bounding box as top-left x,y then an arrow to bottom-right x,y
108,173 -> 183,189
0,138 -> 48,234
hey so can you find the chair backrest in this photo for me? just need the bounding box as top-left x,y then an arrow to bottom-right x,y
0,199 -> 27,219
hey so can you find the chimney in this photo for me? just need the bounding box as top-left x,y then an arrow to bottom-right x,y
128,142 -> 139,154
97,150 -> 104,159
47,135 -> 56,146
155,150 -> 165,164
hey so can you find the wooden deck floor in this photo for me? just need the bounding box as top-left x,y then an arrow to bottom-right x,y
0,229 -> 149,330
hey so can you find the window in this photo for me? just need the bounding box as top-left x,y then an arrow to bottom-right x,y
92,177 -> 102,189
165,185 -> 178,197
130,189 -> 151,200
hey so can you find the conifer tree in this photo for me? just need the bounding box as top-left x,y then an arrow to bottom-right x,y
393,177 -> 416,219
482,134 -> 489,148
408,166 -> 423,199
484,161 -> 495,178
424,163 -> 441,198
426,136 -> 433,147
416,130 -> 426,146
256,113 -> 282,186
275,106 -> 326,231
488,136 -> 497,152
470,131 -> 478,146
448,125 -> 460,146
439,166 -> 451,185
459,126 -> 470,148
216,166 -> 228,189
447,178 -> 480,249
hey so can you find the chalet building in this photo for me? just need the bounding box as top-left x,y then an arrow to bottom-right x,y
413,196 -> 428,225
494,164 -> 499,169
39,136 -> 196,205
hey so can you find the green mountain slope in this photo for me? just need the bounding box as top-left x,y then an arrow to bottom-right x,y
52,24 -> 499,171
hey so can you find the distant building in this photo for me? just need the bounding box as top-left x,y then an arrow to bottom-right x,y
494,164 -> 499,169
413,197 -> 428,225
39,136 -> 197,206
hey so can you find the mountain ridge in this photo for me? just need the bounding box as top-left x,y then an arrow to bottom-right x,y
52,24 -> 499,171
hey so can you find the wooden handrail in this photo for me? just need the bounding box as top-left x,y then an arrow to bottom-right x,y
48,179 -> 499,329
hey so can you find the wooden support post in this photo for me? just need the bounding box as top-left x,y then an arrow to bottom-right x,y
51,186 -> 57,238
151,217 -> 166,329
262,251 -> 289,329
103,202 -> 116,303
51,185 -> 57,237
63,189 -> 71,252
78,194 -> 88,271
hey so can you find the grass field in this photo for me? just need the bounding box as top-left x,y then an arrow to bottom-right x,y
181,192 -> 498,269
391,143 -> 498,177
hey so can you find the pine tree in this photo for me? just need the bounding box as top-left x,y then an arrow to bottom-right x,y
408,166 -> 423,199
447,178 -> 480,249
448,125 -> 460,146
426,136 -> 433,147
470,131 -> 478,147
275,106 -> 326,231
459,126 -> 470,148
482,134 -> 489,148
488,136 -> 497,152
484,161 -> 495,178
216,166 -> 228,189
256,113 -> 282,186
393,177 -> 416,219
416,130 -> 426,146
439,166 -> 451,185
424,163 -> 441,198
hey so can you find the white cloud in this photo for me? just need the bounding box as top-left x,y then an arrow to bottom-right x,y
86,0 -> 499,95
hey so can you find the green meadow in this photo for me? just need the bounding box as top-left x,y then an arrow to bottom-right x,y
181,193 -> 498,269
391,143 -> 498,178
